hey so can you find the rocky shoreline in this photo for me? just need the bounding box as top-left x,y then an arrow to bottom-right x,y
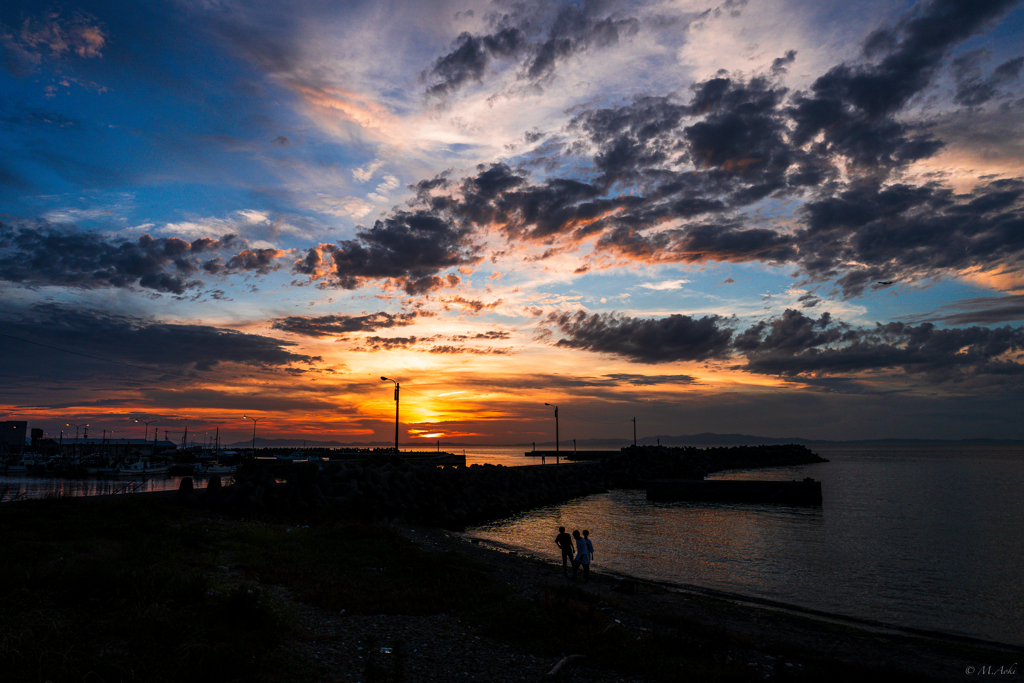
185,444 -> 828,524
272,522 -> 1020,683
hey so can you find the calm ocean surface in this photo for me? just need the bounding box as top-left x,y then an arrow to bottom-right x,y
468,444 -> 1024,647
4,444 -> 1022,645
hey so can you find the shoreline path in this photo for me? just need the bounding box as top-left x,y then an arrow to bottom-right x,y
258,522 -> 1020,682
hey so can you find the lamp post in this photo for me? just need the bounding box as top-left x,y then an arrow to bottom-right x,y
67,422 -> 87,458
135,419 -> 155,441
243,416 -> 263,460
544,403 -> 559,456
631,417 -> 637,447
381,377 -> 400,454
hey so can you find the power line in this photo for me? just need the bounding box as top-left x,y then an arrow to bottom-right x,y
560,409 -> 633,425
0,331 -> 197,379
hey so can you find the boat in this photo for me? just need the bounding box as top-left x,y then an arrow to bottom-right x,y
118,459 -> 171,476
199,463 -> 236,476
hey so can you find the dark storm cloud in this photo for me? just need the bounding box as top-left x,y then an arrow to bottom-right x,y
795,179 -> 1024,296
203,248 -> 287,276
596,220 -> 797,264
425,27 -> 527,97
539,306 -> 1024,385
928,295 -> 1024,325
736,309 -> 1024,382
1,304 -> 319,381
544,310 -> 733,363
570,95 -> 690,187
0,221 -> 201,294
788,0 -> 1017,168
525,6 -> 639,82
770,49 -> 797,76
271,311 -> 423,337
137,388 -> 336,413
684,77 -> 790,176
293,210 -> 481,291
952,51 -> 1024,106
424,2 -> 639,97
0,221 -> 275,294
404,274 -> 461,296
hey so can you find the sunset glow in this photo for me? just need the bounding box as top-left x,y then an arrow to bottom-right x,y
2,0 -> 1023,445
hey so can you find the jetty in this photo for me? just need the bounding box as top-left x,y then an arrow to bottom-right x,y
525,450 -> 617,461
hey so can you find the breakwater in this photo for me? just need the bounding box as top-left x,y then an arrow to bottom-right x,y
184,444 -> 827,526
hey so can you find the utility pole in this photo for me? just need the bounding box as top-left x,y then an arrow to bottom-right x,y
381,377 -> 400,454
243,416 -> 263,460
632,417 -> 637,447
545,403 -> 559,455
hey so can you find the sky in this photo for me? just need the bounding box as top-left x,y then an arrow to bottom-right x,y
2,0 -> 1024,446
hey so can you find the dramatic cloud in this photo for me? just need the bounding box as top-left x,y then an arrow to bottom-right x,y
952,51 -> 1024,106
928,295 -> 1024,325
795,179 -> 1024,296
0,304 -> 320,381
543,306 -> 1024,385
789,0 -> 1016,169
424,27 -> 527,97
272,311 -> 423,337
292,210 -> 481,292
424,4 -> 639,97
0,222 -> 283,294
736,309 -> 1024,382
203,248 -> 288,276
545,310 -> 733,363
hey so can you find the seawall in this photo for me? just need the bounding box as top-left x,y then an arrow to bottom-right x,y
187,444 -> 827,527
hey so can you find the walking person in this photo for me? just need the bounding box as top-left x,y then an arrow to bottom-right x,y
582,529 -> 594,567
555,526 -> 575,577
571,529 -> 591,582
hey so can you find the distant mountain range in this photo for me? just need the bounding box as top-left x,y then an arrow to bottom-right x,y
224,433 -> 1024,449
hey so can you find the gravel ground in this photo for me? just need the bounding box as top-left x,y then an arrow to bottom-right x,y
233,523 -> 1020,683
276,525 -> 662,683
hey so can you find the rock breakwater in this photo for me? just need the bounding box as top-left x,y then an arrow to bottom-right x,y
183,444 -> 826,527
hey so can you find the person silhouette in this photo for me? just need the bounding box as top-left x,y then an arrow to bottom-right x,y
571,529 -> 591,582
555,526 -> 574,577
581,530 -> 595,581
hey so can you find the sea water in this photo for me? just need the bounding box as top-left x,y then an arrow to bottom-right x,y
468,444 -> 1024,647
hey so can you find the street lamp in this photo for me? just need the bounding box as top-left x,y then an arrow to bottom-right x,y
66,422 -> 88,458
243,415 -> 263,459
631,417 -> 637,447
135,419 -> 155,441
381,377 -> 399,454
544,403 -> 559,455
